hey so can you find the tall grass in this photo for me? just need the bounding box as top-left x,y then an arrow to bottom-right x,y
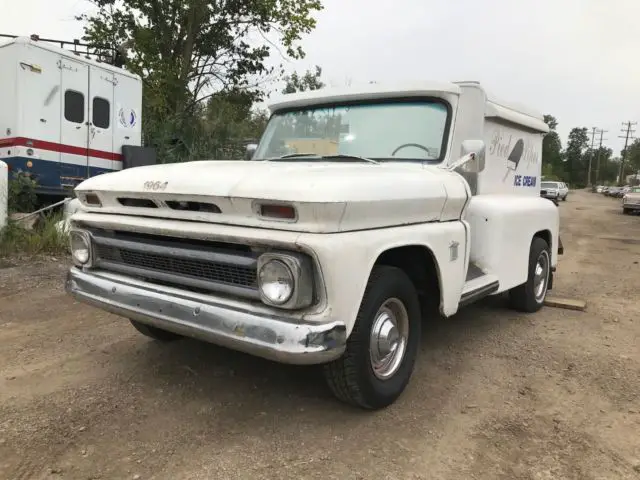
0,211 -> 69,258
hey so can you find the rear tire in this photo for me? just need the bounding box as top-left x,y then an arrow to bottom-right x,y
130,320 -> 182,341
323,265 -> 421,410
509,237 -> 551,313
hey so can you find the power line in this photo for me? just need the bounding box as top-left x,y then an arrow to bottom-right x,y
587,127 -> 597,186
594,129 -> 608,185
618,121 -> 637,185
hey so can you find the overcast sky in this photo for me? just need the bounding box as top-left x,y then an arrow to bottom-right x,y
2,0 -> 638,154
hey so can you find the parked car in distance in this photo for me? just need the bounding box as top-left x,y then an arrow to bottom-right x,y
606,187 -> 620,197
610,187 -> 628,198
557,182 -> 569,200
622,187 -> 640,214
595,185 -> 604,193
540,181 -> 564,202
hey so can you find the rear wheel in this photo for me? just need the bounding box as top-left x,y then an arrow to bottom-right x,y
508,237 -> 551,313
130,320 -> 182,342
323,265 -> 421,410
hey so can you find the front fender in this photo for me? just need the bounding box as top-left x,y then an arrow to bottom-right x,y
296,221 -> 468,335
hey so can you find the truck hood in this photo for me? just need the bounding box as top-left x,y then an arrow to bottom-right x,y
74,160 -> 469,233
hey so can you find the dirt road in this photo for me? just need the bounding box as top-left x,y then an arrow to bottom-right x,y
1,190 -> 639,480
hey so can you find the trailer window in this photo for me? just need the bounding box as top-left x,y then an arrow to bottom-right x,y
64,90 -> 85,124
92,97 -> 110,129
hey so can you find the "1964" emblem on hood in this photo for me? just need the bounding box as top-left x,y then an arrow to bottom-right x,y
143,181 -> 168,191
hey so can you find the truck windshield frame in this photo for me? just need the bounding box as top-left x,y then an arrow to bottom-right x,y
253,97 -> 453,164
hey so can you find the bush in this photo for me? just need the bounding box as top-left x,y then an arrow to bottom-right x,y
0,211 -> 68,258
8,171 -> 38,213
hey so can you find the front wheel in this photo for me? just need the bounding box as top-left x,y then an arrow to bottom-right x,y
323,265 -> 421,410
508,237 -> 551,313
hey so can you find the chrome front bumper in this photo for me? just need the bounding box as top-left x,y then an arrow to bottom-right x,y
66,268 -> 347,365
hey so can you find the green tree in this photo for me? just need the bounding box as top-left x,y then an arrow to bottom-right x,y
282,65 -> 325,94
621,138 -> 640,181
590,146 -> 615,184
542,114 -> 563,177
564,127 -> 589,186
78,0 -> 323,161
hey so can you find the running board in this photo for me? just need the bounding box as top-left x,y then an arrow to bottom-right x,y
459,274 -> 500,308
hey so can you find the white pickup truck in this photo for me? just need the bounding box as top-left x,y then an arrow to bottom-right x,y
65,80 -> 562,410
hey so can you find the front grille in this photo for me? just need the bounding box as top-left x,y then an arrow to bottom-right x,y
91,229 -> 259,298
95,244 -> 257,288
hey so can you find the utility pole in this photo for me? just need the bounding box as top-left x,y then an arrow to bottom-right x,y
587,127 -> 597,186
594,129 -> 608,185
618,121 -> 637,185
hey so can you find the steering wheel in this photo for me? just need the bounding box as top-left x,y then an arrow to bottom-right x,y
391,143 -> 431,157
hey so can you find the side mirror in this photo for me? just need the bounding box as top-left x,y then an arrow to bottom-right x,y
245,143 -> 258,160
460,140 -> 486,172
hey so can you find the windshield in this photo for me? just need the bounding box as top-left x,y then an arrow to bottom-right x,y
630,187 -> 640,193
541,182 -> 558,188
253,99 -> 450,162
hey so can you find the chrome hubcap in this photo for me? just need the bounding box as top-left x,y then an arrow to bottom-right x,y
534,250 -> 550,302
369,298 -> 409,380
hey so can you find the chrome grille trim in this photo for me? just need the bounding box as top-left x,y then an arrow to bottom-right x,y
90,230 -> 259,299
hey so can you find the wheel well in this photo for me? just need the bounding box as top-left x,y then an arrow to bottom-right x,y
534,229 -> 552,248
374,245 -> 441,314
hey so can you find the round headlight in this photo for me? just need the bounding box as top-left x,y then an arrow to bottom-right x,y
70,231 -> 90,265
258,259 -> 294,305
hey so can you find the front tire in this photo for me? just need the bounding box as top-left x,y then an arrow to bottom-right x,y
323,265 -> 421,410
130,320 -> 182,342
508,237 -> 551,313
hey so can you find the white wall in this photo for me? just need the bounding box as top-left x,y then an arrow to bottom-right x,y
0,161 -> 8,230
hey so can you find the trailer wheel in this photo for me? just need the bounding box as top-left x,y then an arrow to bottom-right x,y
508,237 -> 551,313
129,320 -> 182,342
323,265 -> 421,410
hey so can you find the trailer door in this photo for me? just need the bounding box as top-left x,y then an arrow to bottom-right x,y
15,46 -> 62,191
59,58 -> 89,187
88,67 -> 115,176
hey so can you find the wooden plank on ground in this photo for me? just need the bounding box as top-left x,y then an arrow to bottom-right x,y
544,297 -> 587,311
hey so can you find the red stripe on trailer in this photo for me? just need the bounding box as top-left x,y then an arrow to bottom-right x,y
0,137 -> 123,161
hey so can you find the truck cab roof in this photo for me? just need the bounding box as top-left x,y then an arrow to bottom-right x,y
268,80 -> 548,134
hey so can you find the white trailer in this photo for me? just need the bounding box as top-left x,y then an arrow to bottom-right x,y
0,35 -> 142,197
65,80 -> 562,409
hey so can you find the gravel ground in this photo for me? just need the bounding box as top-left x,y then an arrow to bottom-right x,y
0,190 -> 639,480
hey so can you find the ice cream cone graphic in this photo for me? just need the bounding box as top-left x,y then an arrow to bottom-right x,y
503,138 -> 524,182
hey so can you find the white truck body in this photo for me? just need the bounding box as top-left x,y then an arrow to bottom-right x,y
0,36 -> 142,196
66,80 -> 560,409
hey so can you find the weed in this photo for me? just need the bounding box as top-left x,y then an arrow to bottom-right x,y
0,211 -> 68,258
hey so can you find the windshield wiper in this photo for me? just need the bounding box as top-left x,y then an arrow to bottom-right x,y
320,154 -> 379,164
277,153 -> 320,159
266,153 -> 379,164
